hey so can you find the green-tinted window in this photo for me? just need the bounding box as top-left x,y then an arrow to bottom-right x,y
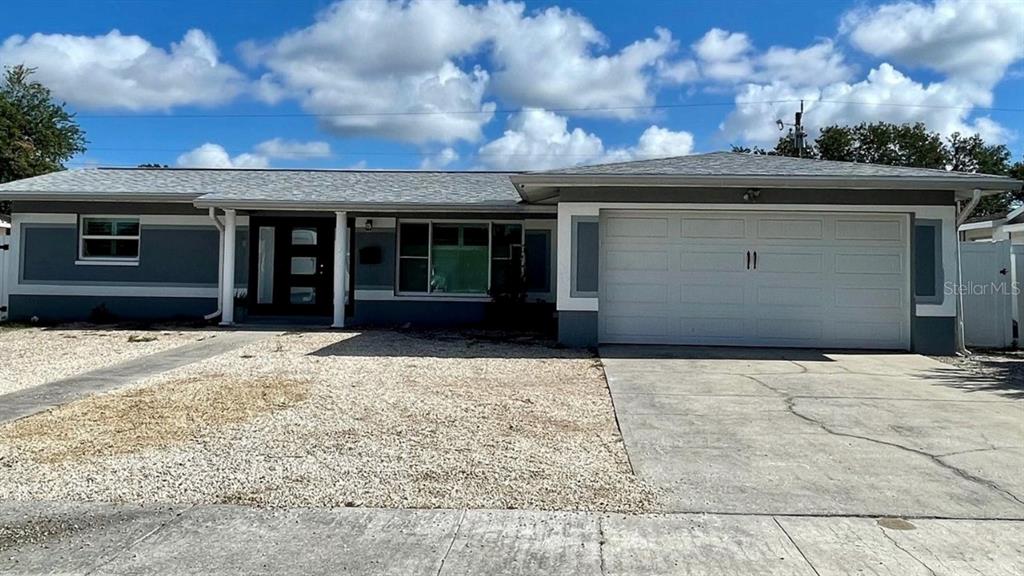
79,216 -> 141,260
431,224 -> 488,294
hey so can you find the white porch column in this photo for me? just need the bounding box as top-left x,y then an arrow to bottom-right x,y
219,209 -> 237,326
332,211 -> 348,328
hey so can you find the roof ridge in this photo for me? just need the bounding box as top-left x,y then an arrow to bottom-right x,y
95,166 -> 522,175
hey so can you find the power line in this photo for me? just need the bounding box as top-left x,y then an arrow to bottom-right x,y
72,98 -> 1024,120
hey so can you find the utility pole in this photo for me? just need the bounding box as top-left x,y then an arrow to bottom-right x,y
777,100 -> 808,158
793,100 -> 806,158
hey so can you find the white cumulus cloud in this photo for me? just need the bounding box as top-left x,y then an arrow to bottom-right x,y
692,28 -> 852,87
721,64 -> 1010,146
0,29 -> 245,110
177,143 -> 269,169
243,0 -> 694,143
841,0 -> 1024,87
176,138 -> 331,168
419,147 -> 460,170
253,138 -> 331,160
486,4 -> 691,116
477,108 -> 694,170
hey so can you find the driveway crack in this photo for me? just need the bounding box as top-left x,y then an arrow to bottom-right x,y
747,375 -> 1024,508
435,509 -> 465,576
598,515 -> 608,576
772,517 -> 822,576
878,526 -> 937,576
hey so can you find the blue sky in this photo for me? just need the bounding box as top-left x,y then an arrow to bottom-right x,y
2,0 -> 1022,170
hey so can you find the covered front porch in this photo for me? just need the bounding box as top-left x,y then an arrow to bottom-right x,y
211,208 -> 556,330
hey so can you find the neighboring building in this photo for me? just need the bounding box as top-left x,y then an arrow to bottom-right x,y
959,207 -> 1024,244
0,152 -> 1019,355
0,215 -> 10,235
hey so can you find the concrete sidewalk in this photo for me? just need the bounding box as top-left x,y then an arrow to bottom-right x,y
0,500 -> 1020,575
0,331 -> 271,424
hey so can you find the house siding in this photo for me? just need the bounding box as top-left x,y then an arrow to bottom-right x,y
21,224 -> 247,286
7,204 -> 248,323
9,295 -> 217,323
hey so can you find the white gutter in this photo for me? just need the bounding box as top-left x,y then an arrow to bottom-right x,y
204,207 -> 225,321
956,189 -> 983,227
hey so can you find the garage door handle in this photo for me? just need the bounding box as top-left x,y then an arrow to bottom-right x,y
746,251 -> 751,270
753,251 -> 758,270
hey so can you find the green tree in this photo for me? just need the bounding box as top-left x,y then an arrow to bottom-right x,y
0,65 -> 87,213
735,121 -> 1021,217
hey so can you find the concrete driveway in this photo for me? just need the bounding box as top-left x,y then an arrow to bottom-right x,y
601,346 -> 1024,519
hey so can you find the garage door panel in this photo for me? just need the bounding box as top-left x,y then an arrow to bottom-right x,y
754,250 -> 824,274
681,284 -> 745,305
757,218 -> 824,240
835,218 -> 903,242
599,210 -> 910,350
680,317 -> 748,339
834,287 -> 903,308
604,315 -> 671,339
681,217 -> 746,239
605,249 -> 669,271
832,321 -> 904,345
606,282 -> 668,304
754,318 -> 823,341
681,250 -> 746,272
606,217 -> 668,238
756,286 -> 826,307
835,253 -> 903,275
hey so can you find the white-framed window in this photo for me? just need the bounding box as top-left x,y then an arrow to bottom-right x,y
396,220 -> 524,296
78,216 -> 141,262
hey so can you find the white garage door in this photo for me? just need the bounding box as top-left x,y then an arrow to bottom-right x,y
599,210 -> 911,349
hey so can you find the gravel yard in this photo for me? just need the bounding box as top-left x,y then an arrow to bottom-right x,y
0,325 -> 218,396
0,330 -> 655,512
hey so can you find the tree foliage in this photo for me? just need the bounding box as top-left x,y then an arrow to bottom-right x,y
732,121 -> 1023,217
0,65 -> 87,213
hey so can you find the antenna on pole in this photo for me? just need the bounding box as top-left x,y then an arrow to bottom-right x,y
777,100 -> 808,158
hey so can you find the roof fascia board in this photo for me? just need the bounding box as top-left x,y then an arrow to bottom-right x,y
511,173 -> 1020,191
0,192 -> 200,203
192,198 -> 554,213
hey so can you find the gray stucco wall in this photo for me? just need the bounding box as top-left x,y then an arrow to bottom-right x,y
20,224 -> 247,287
558,310 -> 599,348
9,295 -> 217,323
911,316 -> 956,355
354,229 -> 396,290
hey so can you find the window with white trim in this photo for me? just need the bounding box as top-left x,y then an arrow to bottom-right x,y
79,216 -> 141,260
397,221 -> 524,295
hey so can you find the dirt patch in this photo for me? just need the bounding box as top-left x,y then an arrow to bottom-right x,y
2,374 -> 309,463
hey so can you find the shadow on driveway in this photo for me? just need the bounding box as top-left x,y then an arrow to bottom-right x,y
924,352 -> 1024,401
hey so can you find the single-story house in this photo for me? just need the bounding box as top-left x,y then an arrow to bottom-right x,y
959,206 -> 1024,243
0,152 -> 1019,354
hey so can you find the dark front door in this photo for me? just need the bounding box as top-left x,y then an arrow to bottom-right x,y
249,218 -> 334,316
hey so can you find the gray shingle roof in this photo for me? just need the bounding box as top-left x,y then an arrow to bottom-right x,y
539,151 -> 1015,180
0,168 -> 523,206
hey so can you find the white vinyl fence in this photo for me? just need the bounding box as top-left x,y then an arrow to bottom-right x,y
959,240 -> 1014,348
